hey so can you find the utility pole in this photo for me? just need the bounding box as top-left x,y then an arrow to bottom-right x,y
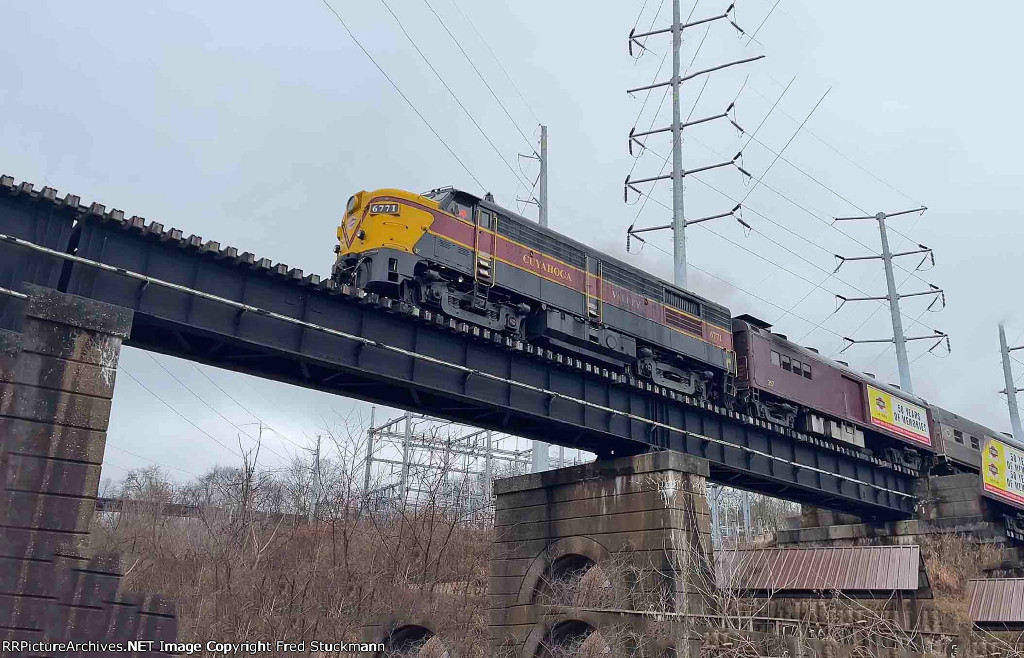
400,411 -> 411,498
533,126 -> 550,468
539,126 -> 548,227
364,406 -> 376,493
670,0 -> 684,287
999,323 -> 1024,439
624,3 -> 761,288
834,207 -> 946,394
484,429 -> 493,503
709,484 -> 721,547
531,441 -> 548,473
741,490 -> 751,542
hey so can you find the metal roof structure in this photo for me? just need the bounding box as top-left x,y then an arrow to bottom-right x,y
968,579 -> 1024,626
717,545 -> 925,593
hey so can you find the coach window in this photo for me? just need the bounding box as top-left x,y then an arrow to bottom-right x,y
802,363 -> 812,379
970,436 -> 980,450
792,359 -> 802,375
781,355 -> 791,372
770,350 -> 780,367
953,429 -> 964,444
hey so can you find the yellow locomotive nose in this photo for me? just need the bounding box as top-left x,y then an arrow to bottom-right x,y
335,189 -> 438,259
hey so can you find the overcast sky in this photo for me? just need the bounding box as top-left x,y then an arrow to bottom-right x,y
3,1 -> 1022,481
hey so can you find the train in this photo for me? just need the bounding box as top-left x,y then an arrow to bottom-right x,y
333,185 -> 1014,474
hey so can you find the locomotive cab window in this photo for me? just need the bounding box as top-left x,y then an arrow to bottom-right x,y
781,355 -> 791,372
453,200 -> 474,221
478,208 -> 492,228
770,350 -> 780,366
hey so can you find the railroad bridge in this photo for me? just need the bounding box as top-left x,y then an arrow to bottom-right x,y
0,174 -> 916,518
2,174 -> 1019,656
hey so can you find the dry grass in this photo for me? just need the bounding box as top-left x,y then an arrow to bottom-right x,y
95,424 -> 1024,657
92,421 -> 492,657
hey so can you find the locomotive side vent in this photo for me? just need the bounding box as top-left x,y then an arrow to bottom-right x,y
602,261 -> 663,300
665,289 -> 701,316
496,214 -> 586,268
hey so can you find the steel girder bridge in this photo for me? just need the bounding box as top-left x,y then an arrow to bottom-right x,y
0,175 -> 920,518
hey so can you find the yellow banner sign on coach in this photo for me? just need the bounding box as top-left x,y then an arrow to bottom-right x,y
982,437 -> 1024,509
865,385 -> 931,447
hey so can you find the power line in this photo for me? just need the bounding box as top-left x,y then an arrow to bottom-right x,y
144,352 -> 289,465
702,130 -> 935,292
659,93 -> 942,336
752,79 -> 923,208
745,0 -> 781,45
318,0 -> 486,191
420,0 -> 537,153
737,86 -> 831,205
188,362 -> 306,453
632,155 -> 942,339
101,461 -> 132,474
631,0 -> 656,32
638,234 -> 848,343
447,0 -> 542,125
732,120 -> 935,307
748,80 -> 926,247
120,366 -> 242,460
106,443 -> 201,478
376,0 -> 533,192
635,180 -> 867,317
631,0 -> 671,58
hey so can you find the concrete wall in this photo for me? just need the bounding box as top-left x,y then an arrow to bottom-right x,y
0,284 -> 178,654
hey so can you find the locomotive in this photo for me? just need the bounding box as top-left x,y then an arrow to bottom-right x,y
333,186 -> 1012,472
334,186 -> 736,403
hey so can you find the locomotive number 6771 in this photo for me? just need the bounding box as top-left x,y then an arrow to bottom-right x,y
333,186 -> 736,405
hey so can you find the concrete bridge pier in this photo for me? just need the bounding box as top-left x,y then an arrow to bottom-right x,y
0,284 -> 177,652
489,451 -> 713,658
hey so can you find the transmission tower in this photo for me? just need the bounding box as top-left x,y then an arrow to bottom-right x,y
623,1 -> 763,288
999,323 -> 1024,439
833,207 -> 947,394
363,410 -> 589,514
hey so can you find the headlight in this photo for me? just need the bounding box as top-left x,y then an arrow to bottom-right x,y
346,195 -> 358,214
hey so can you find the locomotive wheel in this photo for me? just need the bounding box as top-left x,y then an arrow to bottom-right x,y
400,279 -> 420,304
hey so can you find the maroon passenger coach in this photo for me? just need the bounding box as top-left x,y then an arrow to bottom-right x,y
732,315 -> 934,462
